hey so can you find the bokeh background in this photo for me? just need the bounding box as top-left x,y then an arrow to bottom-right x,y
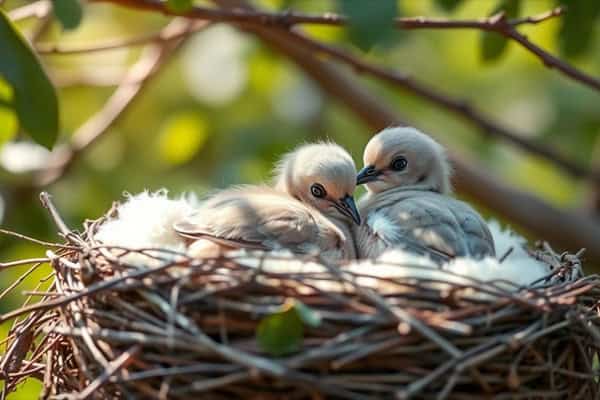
1,0 -> 599,396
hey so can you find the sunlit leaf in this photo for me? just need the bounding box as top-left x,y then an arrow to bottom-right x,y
157,112 -> 208,165
0,11 -> 59,148
434,0 -> 464,12
558,0 -> 600,57
479,0 -> 520,63
293,300 -> 321,328
256,300 -> 304,356
166,0 -> 194,13
52,0 -> 83,30
338,0 -> 398,51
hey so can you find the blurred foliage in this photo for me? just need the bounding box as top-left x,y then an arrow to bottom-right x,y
0,0 -> 599,396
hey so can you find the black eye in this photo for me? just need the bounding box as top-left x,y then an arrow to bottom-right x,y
391,157 -> 408,171
310,183 -> 326,198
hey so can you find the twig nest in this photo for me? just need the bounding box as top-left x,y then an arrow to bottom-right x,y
0,197 -> 598,399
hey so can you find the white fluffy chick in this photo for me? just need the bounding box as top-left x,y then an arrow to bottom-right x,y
354,127 -> 495,263
174,142 -> 361,262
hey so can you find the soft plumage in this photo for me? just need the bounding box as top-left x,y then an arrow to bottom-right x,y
355,127 -> 495,262
94,190 -> 197,266
174,142 -> 360,262
93,190 -> 549,290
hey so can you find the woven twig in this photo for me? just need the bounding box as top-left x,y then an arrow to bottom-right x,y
0,193 -> 598,399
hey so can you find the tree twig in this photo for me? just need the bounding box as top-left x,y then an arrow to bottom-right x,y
84,0 -> 600,184
90,0 -> 600,94
34,19 -> 208,187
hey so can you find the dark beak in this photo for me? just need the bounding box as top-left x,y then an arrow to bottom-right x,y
333,194 -> 361,225
356,165 -> 381,185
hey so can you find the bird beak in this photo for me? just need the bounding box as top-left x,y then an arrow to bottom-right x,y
333,194 -> 361,225
356,165 -> 381,185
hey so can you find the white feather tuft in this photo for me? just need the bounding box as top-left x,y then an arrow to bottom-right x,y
94,190 -> 198,266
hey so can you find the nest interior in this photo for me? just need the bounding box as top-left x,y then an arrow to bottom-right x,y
0,195 -> 599,400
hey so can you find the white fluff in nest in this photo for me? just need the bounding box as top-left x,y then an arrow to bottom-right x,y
367,220 -> 550,291
94,190 -> 198,265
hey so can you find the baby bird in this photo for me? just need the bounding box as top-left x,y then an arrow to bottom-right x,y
354,127 -> 495,263
174,143 -> 360,262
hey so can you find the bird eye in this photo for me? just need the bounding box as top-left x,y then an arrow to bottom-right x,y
391,157 -> 408,171
310,183 -> 327,198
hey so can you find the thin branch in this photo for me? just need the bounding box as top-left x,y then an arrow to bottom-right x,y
86,0 -> 600,184
279,30 -> 600,183
91,0 -> 600,94
34,19 -> 208,187
35,22 -> 206,55
91,0 -> 563,29
413,11 -> 600,93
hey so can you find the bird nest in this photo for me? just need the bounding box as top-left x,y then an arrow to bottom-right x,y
1,193 -> 599,400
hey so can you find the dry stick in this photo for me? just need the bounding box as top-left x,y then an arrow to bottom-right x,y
0,259 -> 185,323
75,345 -> 140,400
0,228 -> 78,249
0,258 -> 49,271
34,18 -> 209,187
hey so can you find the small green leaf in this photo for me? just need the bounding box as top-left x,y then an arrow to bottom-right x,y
293,300 -> 322,328
166,0 -> 194,13
480,32 -> 509,62
479,0 -> 521,63
52,0 -> 83,30
0,11 -> 59,149
434,0 -> 464,12
558,0 -> 600,58
339,0 -> 398,51
256,300 -> 304,356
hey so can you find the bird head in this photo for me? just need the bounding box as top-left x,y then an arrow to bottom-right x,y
273,142 -> 361,225
357,127 -> 452,194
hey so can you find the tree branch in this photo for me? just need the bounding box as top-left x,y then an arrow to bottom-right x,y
35,22 -> 206,55
90,0 -> 600,94
34,19 -> 207,186
85,0 -> 600,185
90,0 -> 563,29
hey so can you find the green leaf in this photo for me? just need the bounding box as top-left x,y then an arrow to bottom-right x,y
558,0 -> 600,58
166,0 -> 194,13
293,300 -> 322,328
52,0 -> 83,30
256,300 -> 304,356
0,11 -> 59,149
434,0 -> 464,12
479,0 -> 521,63
338,0 -> 398,51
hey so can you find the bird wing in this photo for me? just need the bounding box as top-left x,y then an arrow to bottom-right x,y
445,198 -> 496,258
357,190 -> 493,262
173,187 -> 324,253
